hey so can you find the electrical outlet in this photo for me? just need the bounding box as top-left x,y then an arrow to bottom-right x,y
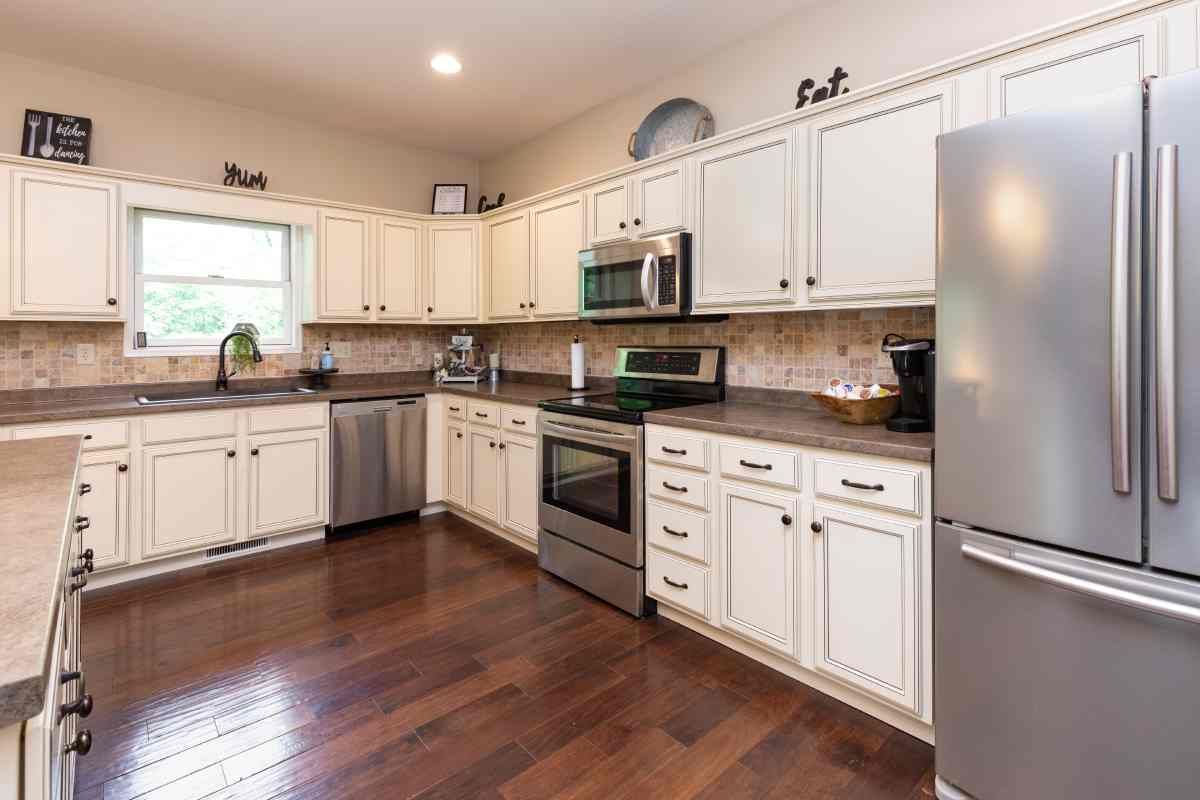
77,344 -> 96,366
432,353 -> 444,369
332,340 -> 352,358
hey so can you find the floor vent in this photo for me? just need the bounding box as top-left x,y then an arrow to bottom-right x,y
205,538 -> 269,560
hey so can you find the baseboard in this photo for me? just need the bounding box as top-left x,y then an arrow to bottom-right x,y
420,502 -> 447,516
444,505 -> 537,555
85,526 -> 327,590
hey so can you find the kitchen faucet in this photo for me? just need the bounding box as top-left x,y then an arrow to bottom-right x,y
215,330 -> 263,391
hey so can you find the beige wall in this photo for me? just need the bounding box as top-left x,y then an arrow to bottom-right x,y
480,0 -> 1107,200
0,50 -> 479,213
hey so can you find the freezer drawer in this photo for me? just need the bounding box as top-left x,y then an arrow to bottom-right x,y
934,523 -> 1200,799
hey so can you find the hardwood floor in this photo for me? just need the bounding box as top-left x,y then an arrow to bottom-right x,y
76,512 -> 935,800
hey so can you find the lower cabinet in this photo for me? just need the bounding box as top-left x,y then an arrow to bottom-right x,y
499,431 -> 538,542
77,449 -> 131,571
811,503 -> 923,715
445,420 -> 468,508
248,429 -> 327,537
468,426 -> 501,522
142,437 -> 239,559
718,482 -> 797,658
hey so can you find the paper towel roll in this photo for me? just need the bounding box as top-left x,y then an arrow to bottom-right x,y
570,338 -> 586,389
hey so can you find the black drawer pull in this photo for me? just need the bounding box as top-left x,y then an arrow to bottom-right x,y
475,412 -> 489,418
449,406 -> 461,412
70,565 -> 88,578
661,481 -> 688,493
841,478 -> 885,492
83,434 -> 93,440
662,525 -> 689,538
79,483 -> 92,495
75,517 -> 90,532
70,575 -> 87,593
739,459 -> 773,470
512,419 -> 526,425
60,670 -> 82,685
662,576 -> 688,590
60,693 -> 93,721
661,446 -> 687,455
65,730 -> 92,756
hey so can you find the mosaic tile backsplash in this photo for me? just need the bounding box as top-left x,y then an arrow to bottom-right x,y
0,307 -> 932,392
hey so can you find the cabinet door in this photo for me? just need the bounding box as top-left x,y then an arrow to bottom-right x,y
142,438 -> 239,558
377,216 -> 424,320
10,170 -> 120,317
427,222 -> 480,321
812,503 -> 922,715
500,432 -> 538,542
486,210 -> 531,320
531,193 -> 585,318
693,130 -> 796,307
718,482 -> 797,657
587,178 -> 631,245
78,449 -> 131,570
807,82 -> 953,301
468,426 -> 501,522
248,429 -> 327,536
988,16 -> 1163,118
318,209 -> 372,319
633,162 -> 686,238
446,421 -> 467,508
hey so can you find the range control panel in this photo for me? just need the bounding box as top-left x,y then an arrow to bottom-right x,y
625,349 -> 702,376
614,346 -> 723,384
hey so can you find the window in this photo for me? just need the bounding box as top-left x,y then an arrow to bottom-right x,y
132,209 -> 297,352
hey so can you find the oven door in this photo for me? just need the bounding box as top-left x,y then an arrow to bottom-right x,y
578,235 -> 684,319
538,413 -> 644,567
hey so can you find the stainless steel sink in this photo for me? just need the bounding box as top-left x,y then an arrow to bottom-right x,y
135,387 -> 317,406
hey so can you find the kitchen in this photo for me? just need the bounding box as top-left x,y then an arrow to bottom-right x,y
0,0 -> 1194,798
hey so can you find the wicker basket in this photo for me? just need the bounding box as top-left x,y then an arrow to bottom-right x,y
809,385 -> 901,425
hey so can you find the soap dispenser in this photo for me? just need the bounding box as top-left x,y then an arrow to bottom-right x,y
320,342 -> 335,370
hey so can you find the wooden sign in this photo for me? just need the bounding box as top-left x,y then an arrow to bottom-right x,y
796,67 -> 850,109
21,109 -> 92,165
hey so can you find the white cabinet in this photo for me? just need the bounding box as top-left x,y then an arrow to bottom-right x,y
248,428 -> 327,537
468,425 -> 500,522
499,431 -> 538,542
77,449 -> 131,571
445,420 -> 468,508
427,222 -> 480,321
142,438 -> 239,558
718,481 -> 797,657
632,161 -> 687,238
811,503 -> 923,716
692,130 -> 796,307
485,209 -> 531,321
987,15 -> 1163,118
587,178 -> 630,245
530,193 -> 585,318
10,169 -> 120,318
376,216 -> 424,320
806,82 -> 953,301
317,208 -> 372,319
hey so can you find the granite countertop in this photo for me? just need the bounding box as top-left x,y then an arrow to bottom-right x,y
644,400 -> 934,462
0,436 -> 81,726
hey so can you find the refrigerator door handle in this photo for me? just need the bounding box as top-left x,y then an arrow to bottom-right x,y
1156,144 -> 1179,502
1109,151 -> 1133,495
962,542 -> 1200,625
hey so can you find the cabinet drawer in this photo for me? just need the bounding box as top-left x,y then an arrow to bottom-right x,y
248,402 -> 328,434
647,549 -> 710,620
11,418 -> 128,450
501,405 -> 536,433
467,400 -> 500,426
646,501 -> 710,564
142,410 -> 238,444
718,441 -> 800,490
445,398 -> 467,420
814,457 -> 921,515
646,429 -> 708,471
646,465 -> 709,511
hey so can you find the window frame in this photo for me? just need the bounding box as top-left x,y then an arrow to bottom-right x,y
127,207 -> 302,357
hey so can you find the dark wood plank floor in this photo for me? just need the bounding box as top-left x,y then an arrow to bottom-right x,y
77,512 -> 934,800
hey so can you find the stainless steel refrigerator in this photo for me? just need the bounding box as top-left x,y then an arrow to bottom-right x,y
934,70 -> 1200,800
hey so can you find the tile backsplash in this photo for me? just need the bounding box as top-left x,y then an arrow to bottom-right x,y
0,307 -> 932,392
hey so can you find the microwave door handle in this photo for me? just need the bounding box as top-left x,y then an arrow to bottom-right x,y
640,253 -> 658,310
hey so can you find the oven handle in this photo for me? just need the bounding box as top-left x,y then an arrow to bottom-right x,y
640,253 -> 658,310
542,419 -> 639,443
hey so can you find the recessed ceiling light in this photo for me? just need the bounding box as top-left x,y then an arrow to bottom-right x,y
430,53 -> 462,75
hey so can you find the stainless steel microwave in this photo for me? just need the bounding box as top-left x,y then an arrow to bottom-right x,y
578,232 -> 690,320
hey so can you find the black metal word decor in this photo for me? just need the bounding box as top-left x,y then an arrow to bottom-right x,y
223,161 -> 268,191
477,193 -> 506,214
795,67 -> 850,109
21,109 -> 92,165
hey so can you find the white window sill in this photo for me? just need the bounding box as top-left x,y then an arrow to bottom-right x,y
122,342 -> 302,359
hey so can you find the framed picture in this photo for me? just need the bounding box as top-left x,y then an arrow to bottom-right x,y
21,109 -> 92,165
432,183 -> 468,214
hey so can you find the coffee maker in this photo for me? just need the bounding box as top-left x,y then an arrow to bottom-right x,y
881,333 -> 935,433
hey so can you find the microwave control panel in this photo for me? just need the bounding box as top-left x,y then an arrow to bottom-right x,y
657,255 -> 678,305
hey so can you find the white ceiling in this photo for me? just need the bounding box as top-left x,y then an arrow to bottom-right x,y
0,0 -> 811,160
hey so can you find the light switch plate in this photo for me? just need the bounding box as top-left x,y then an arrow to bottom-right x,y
77,344 -> 96,366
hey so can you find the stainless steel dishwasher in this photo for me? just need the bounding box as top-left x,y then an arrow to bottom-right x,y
330,396 -> 426,529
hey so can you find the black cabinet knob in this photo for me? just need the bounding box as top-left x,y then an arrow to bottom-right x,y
117,463 -> 128,472
363,304 -> 370,311
529,301 -> 535,308
489,441 -> 496,449
519,303 -> 526,309
618,221 -> 627,229
106,298 -> 117,306
60,693 -> 93,721
79,483 -> 92,495
805,276 -> 816,286
633,218 -> 641,226
75,516 -> 90,532
781,514 -> 793,526
70,575 -> 87,593
83,434 -> 93,440
779,278 -> 789,289
498,443 -> 506,450
81,549 -> 94,562
70,565 -> 88,578
251,448 -> 259,456
65,730 -> 92,756
427,306 -> 434,313
811,521 -> 823,533
227,450 -> 236,458
456,432 -> 463,439
83,559 -> 94,574
379,305 -> 387,311
60,670 -> 82,685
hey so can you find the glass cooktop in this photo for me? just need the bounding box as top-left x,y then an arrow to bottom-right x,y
540,393 -> 713,423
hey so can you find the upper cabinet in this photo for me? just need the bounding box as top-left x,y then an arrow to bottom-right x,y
10,169 -> 120,318
317,208 -> 372,320
632,162 -> 687,238
530,192 -> 585,319
692,129 -> 796,308
486,209 -> 531,321
376,216 -> 424,320
587,178 -> 631,246
805,81 -> 954,302
427,221 -> 480,321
